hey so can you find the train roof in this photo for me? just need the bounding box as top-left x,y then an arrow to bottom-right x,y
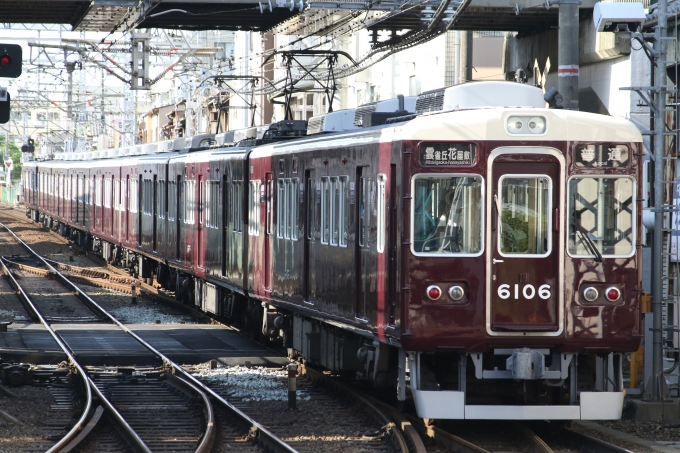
394,107 -> 642,143
249,106 -> 642,159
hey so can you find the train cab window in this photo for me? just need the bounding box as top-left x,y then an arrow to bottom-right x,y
412,174 -> 483,256
249,181 -> 261,236
499,176 -> 551,256
232,181 -> 243,233
568,176 -> 634,257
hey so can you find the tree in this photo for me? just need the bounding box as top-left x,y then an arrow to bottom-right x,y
0,135 -> 22,184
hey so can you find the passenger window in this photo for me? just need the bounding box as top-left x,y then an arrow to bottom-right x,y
321,177 -> 330,244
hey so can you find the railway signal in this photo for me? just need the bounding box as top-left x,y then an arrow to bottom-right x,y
0,43 -> 21,124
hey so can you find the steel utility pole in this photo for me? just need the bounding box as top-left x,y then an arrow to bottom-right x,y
558,0 -> 579,110
651,0 -> 669,401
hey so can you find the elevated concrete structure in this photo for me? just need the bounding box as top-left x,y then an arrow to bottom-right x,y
0,0 -> 601,34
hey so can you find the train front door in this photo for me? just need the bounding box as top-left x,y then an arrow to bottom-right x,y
488,149 -> 563,334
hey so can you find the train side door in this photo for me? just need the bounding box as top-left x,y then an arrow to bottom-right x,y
303,169 -> 315,302
488,150 -> 562,334
197,174 -> 204,267
264,172 -> 273,292
221,174 -> 229,277
355,167 -> 371,321
153,175 -> 158,252
176,174 -> 182,260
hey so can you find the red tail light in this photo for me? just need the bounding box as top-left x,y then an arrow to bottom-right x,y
605,287 -> 620,302
426,285 -> 442,301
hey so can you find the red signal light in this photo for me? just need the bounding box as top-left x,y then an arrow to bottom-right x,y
0,55 -> 10,66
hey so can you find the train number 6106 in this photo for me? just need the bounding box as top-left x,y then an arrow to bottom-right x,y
497,284 -> 551,300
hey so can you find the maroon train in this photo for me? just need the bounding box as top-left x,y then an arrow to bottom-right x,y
22,82 -> 642,419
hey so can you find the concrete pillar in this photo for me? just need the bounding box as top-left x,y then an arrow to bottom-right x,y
557,0 -> 579,110
459,30 -> 473,83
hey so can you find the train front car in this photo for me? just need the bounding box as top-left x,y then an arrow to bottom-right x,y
402,82 -> 642,420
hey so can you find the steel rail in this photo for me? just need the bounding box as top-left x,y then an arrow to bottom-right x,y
0,255 -> 99,452
0,256 -> 152,453
514,422 -> 554,453
561,427 -> 634,453
0,223 -> 214,453
0,221 -> 295,453
299,364 -> 413,453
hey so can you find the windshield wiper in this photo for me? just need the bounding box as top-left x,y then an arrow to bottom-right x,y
570,215 -> 603,262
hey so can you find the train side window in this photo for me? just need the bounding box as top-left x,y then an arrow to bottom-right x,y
411,174 -> 483,256
184,180 -> 195,224
568,176 -> 634,257
232,180 -> 242,233
285,179 -> 292,239
167,181 -> 176,221
306,177 -> 315,241
277,180 -> 286,238
358,177 -> 370,248
330,177 -> 339,245
249,180 -> 261,236
206,181 -> 218,228
321,177 -> 330,244
158,180 -> 165,219
199,179 -> 205,225
143,179 -> 153,215
291,178 -> 299,240
95,177 -> 102,207
104,178 -> 112,209
114,179 -> 120,211
377,174 -> 386,253
129,179 -> 138,213
339,176 -> 349,247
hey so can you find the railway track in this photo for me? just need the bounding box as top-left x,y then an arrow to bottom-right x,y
0,220 -> 298,453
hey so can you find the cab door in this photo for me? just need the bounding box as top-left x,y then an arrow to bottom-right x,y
488,149 -> 563,334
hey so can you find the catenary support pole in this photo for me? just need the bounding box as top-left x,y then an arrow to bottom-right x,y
651,0 -> 668,401
557,0 -> 579,110
459,30 -> 473,83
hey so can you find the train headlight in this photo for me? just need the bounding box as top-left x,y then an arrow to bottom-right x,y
583,287 -> 599,302
605,287 -> 621,302
426,285 -> 442,301
506,115 -> 547,135
448,285 -> 464,301
527,116 -> 546,134
507,116 -> 525,134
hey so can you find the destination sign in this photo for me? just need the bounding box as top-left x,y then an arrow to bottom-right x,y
575,144 -> 629,168
420,143 -> 475,166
